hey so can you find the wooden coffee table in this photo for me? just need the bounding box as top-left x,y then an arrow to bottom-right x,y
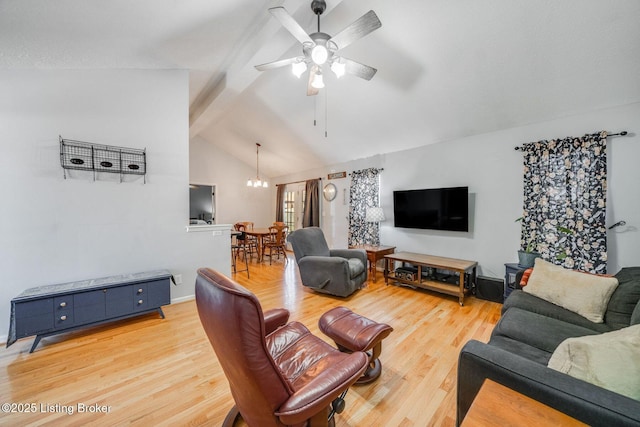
349,244 -> 396,282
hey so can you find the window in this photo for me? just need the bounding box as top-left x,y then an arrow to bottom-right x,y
283,187 -> 306,231
284,191 -> 295,231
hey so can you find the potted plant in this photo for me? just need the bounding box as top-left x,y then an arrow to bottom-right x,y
515,217 -> 541,267
516,217 -> 575,268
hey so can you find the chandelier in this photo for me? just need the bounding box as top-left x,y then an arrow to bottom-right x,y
247,143 -> 268,188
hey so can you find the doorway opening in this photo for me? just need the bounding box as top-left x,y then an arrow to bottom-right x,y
189,184 -> 216,224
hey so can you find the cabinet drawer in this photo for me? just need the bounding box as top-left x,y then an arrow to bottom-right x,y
54,295 -> 73,311
54,310 -> 74,328
53,296 -> 74,328
132,284 -> 149,312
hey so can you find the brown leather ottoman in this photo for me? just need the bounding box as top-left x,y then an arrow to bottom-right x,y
319,306 -> 393,384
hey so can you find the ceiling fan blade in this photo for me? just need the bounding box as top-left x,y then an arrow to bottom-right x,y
269,7 -> 314,45
343,58 -> 378,81
255,57 -> 302,71
328,10 -> 381,51
307,65 -> 319,96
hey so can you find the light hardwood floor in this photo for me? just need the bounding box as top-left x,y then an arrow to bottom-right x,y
0,254 -> 502,426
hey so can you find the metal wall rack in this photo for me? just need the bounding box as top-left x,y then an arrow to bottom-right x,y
59,136 -> 146,183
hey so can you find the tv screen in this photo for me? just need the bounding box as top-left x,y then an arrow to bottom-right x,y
393,187 -> 468,231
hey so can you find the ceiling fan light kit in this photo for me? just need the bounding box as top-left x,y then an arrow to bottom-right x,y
255,0 -> 381,96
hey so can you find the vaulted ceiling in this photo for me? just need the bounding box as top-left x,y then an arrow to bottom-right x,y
2,0 -> 639,177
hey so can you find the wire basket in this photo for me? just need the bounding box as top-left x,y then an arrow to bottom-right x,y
60,136 -> 146,182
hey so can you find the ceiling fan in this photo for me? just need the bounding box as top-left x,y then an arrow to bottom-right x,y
255,0 -> 382,96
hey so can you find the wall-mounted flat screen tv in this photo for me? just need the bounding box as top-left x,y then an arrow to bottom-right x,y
393,186 -> 469,231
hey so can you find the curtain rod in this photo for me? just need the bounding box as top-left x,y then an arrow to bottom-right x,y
348,168 -> 384,175
275,178 -> 322,187
514,131 -> 628,151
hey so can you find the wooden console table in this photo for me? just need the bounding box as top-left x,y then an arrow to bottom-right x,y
384,252 -> 477,306
349,244 -> 396,282
7,270 -> 172,352
462,379 -> 586,426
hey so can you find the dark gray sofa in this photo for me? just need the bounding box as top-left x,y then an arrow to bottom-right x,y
457,266 -> 640,426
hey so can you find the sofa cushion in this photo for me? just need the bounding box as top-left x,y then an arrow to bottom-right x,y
488,335 -> 553,365
605,267 -> 640,329
503,290 -> 613,333
492,307 -> 599,354
524,258 -> 619,323
548,324 -> 640,401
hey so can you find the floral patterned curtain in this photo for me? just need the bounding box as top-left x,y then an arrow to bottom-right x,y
348,168 -> 381,246
520,131 -> 608,273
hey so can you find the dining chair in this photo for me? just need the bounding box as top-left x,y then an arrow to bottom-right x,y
234,223 -> 257,260
263,224 -> 288,265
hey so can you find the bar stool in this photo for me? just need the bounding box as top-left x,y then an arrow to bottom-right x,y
231,231 -> 249,278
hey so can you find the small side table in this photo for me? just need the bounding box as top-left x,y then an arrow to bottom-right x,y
504,263 -> 522,300
349,244 -> 396,282
462,379 -> 587,426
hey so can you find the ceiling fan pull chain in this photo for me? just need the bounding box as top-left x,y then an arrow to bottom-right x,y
314,95 -> 317,126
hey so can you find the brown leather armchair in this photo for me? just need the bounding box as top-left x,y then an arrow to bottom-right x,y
195,268 -> 369,427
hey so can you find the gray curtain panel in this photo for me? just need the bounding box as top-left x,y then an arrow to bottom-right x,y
275,184 -> 285,222
303,179 -> 320,227
348,168 -> 381,246
520,131 -> 608,273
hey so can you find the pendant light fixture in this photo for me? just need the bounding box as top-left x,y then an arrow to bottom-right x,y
247,143 -> 268,188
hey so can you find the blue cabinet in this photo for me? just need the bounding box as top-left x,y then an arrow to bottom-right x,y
7,270 -> 172,352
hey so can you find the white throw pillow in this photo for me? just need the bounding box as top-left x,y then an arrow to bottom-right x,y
548,324 -> 640,400
523,258 -> 619,323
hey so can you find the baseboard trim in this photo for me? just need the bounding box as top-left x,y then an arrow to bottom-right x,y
171,295 -> 195,304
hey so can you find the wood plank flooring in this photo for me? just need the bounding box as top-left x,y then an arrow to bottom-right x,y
0,254 -> 502,426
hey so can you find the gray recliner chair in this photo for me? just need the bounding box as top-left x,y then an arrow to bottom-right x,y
287,227 -> 367,297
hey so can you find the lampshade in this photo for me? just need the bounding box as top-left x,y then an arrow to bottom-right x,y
311,44 -> 328,65
292,61 -> 307,78
311,72 -> 325,89
331,60 -> 346,78
366,207 -> 386,222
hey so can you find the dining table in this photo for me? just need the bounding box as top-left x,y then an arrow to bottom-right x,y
244,228 -> 276,262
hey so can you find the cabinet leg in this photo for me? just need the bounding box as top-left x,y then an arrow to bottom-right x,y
29,335 -> 43,353
157,307 -> 165,319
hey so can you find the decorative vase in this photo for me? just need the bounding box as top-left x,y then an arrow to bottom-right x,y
518,250 -> 541,268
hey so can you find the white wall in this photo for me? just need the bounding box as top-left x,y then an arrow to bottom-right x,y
274,102 -> 640,278
189,136 -> 275,227
0,69 -> 230,342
